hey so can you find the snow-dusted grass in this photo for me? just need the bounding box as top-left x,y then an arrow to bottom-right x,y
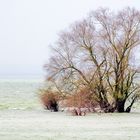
0,110 -> 140,140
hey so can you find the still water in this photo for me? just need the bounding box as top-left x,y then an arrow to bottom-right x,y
0,77 -> 43,110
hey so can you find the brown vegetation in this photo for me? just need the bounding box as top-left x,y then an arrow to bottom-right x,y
65,88 -> 98,115
39,89 -> 60,112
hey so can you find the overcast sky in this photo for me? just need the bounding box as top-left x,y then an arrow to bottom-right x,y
0,0 -> 140,78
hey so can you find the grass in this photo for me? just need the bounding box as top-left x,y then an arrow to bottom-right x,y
0,109 -> 140,140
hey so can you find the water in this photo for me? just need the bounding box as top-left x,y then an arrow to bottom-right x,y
0,77 -> 43,110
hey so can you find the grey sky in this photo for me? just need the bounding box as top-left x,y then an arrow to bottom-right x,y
0,0 -> 140,77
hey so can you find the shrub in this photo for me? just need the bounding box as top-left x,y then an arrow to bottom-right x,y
65,88 -> 98,115
39,89 -> 60,112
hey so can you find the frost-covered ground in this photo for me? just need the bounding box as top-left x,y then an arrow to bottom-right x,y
0,109 -> 140,140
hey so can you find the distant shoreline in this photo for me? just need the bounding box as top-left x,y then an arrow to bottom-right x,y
0,74 -> 44,80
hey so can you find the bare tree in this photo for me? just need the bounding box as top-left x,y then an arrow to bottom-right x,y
92,7 -> 140,112
44,7 -> 140,113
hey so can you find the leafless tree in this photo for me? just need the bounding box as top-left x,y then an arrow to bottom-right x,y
91,7 -> 140,112
44,7 -> 140,113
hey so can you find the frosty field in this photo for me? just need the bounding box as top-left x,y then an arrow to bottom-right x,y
0,110 -> 140,140
0,78 -> 140,140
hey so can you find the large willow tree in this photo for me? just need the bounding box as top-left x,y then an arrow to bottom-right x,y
45,7 -> 140,113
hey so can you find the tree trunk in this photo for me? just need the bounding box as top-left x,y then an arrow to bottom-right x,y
125,106 -> 131,113
125,96 -> 137,113
100,101 -> 115,113
116,100 -> 125,112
